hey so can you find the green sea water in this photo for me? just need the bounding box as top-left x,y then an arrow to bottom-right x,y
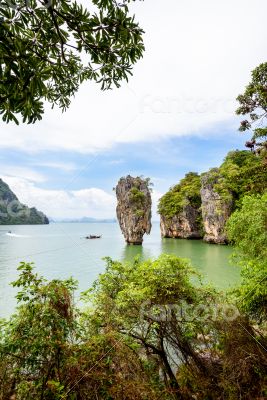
0,222 -> 240,317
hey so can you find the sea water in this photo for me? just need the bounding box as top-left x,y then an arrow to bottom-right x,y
0,222 -> 240,317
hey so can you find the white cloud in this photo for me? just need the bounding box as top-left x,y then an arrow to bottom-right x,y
30,161 -> 78,172
1,175 -> 162,220
0,167 -> 46,183
2,176 -> 116,219
0,0 -> 266,153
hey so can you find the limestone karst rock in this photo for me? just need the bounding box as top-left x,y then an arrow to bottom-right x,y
116,175 -> 152,245
200,169 -> 233,244
0,178 -> 49,225
158,151 -> 266,245
158,172 -> 203,239
160,205 -> 202,239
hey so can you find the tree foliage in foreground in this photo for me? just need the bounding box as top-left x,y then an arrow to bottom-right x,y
0,262 -> 163,399
0,0 -> 144,124
0,255 -> 267,399
236,62 -> 267,157
227,193 -> 267,322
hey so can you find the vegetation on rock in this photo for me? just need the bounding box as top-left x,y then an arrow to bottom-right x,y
116,175 -> 152,244
129,186 -> 146,214
158,151 -> 266,242
211,150 -> 267,209
158,172 -> 201,219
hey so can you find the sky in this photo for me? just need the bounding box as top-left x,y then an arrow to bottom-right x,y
0,0 -> 266,220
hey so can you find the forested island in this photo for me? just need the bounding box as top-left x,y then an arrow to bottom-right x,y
0,179 -> 49,225
158,150 -> 267,243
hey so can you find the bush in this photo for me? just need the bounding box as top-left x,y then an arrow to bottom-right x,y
1,255 -> 267,399
227,193 -> 267,322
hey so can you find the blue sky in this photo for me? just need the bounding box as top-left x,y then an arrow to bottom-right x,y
0,122 -> 249,220
0,0 -> 265,219
0,123 -> 247,193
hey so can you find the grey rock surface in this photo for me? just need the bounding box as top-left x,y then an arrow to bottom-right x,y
116,175 -> 152,245
160,204 -> 202,239
200,170 -> 232,244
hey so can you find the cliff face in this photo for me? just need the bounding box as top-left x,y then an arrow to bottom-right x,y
0,179 -> 49,225
116,175 -> 152,245
158,172 -> 203,240
158,151 -> 265,245
200,170 -> 232,244
160,204 -> 202,239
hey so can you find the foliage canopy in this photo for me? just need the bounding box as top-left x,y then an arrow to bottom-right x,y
236,62 -> 267,156
0,262 -> 163,399
1,255 -> 267,399
0,0 -> 144,124
227,193 -> 267,321
158,151 -> 267,221
158,172 -> 201,218
213,150 -> 267,207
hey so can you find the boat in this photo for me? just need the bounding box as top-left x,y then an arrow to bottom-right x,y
85,235 -> 102,239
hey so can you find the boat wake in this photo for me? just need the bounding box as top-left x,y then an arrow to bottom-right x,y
6,233 -> 30,238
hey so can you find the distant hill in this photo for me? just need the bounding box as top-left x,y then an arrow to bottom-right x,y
0,178 -> 49,225
52,217 -> 116,223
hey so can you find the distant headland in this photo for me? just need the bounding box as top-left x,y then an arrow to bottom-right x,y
0,178 -> 49,225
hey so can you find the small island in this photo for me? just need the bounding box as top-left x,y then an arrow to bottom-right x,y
116,175 -> 152,245
0,179 -> 49,225
158,150 -> 267,244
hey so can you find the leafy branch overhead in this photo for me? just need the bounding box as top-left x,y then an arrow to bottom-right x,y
0,0 -> 144,124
